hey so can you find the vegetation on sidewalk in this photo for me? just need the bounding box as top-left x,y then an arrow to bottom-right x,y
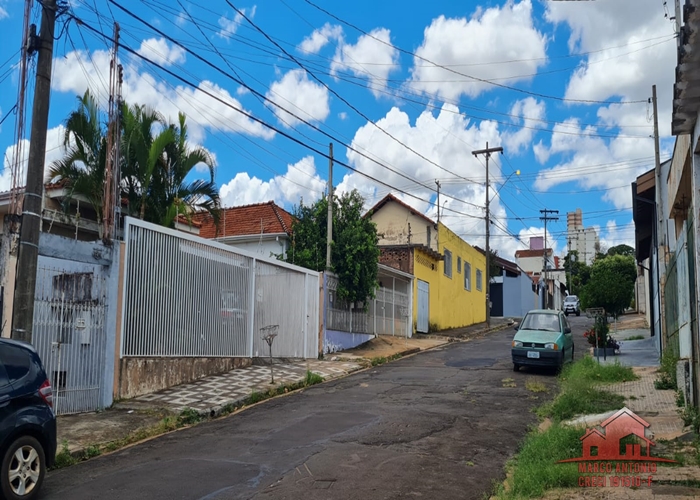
494,355 -> 639,499
538,356 -> 637,422
655,348 -> 679,390
51,371 -> 325,470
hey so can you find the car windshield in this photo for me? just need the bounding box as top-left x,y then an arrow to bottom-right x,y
565,296 -> 578,303
520,313 -> 561,332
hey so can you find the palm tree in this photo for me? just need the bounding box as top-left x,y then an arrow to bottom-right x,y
155,113 -> 220,228
48,90 -> 108,238
119,103 -> 176,221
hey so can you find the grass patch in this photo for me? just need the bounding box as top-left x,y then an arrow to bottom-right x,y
538,356 -> 635,422
370,353 -> 403,366
502,378 -> 517,388
496,424 -> 583,499
655,349 -> 678,390
52,370 -> 328,470
624,335 -> 645,341
525,380 -> 548,393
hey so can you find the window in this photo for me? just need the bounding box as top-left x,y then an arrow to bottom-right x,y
476,269 -> 483,291
0,344 -> 31,384
444,249 -> 452,278
426,226 -> 431,247
464,262 -> 471,290
457,256 -> 462,273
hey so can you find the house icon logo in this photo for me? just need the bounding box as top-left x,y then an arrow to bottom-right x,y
558,407 -> 676,463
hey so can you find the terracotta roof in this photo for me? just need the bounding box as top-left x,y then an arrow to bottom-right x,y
365,193 -> 435,225
194,201 -> 294,239
515,248 -> 553,259
175,215 -> 202,228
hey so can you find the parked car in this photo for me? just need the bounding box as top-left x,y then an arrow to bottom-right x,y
563,295 -> 581,316
511,309 -> 574,372
0,338 -> 56,500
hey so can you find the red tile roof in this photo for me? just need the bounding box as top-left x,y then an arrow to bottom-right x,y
365,193 -> 435,225
194,201 -> 294,239
515,248 -> 553,259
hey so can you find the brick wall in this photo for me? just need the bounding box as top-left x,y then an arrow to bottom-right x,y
379,247 -> 413,274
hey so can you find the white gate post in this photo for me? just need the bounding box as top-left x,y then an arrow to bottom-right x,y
303,272 -> 309,358
248,258 -> 257,358
118,218 -> 131,359
392,277 -> 396,336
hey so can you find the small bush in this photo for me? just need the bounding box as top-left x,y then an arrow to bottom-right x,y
655,349 -> 678,390
305,370 -> 324,385
679,404 -> 700,434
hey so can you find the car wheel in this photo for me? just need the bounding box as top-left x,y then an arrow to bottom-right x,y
513,363 -> 520,372
1,435 -> 46,500
564,312 -> 568,316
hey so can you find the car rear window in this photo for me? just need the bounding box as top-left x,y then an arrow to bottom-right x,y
0,344 -> 32,384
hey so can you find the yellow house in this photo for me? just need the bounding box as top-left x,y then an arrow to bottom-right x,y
368,194 -> 486,333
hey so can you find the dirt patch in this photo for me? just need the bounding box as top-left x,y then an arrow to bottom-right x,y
616,314 -> 648,331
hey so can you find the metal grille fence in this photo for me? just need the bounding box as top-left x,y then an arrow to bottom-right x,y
32,266 -> 107,415
121,217 -> 319,359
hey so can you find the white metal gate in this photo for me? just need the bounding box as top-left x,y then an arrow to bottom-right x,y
417,280 -> 429,333
32,266 -> 107,415
121,217 -> 319,359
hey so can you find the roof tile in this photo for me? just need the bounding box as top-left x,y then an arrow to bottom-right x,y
194,201 -> 294,239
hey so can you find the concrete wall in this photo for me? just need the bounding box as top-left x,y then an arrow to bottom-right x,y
371,200 -> 438,251
118,357 -> 252,399
220,236 -> 289,261
323,330 -> 373,354
500,273 -> 535,317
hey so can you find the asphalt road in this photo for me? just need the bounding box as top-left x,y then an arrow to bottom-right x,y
41,315 -> 592,500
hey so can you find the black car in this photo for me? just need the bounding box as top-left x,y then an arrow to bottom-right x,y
0,338 -> 56,500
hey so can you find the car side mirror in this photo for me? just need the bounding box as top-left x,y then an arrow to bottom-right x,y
514,325 -> 519,331
565,327 -> 572,334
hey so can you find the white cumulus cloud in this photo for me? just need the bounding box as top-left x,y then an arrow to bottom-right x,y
297,23 -> 343,54
265,69 -> 330,128
502,97 -> 546,154
137,38 -> 186,67
408,0 -> 547,101
216,5 -> 256,41
219,156 -> 326,207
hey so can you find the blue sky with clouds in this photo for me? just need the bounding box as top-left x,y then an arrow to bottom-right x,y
0,0 -> 678,259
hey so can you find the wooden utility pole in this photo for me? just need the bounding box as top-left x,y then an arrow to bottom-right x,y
651,85 -> 667,342
540,209 -> 559,309
103,22 -> 122,242
326,143 -> 333,271
12,0 -> 57,343
472,142 -> 503,328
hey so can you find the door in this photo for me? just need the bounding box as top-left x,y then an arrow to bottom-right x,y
417,280 -> 429,333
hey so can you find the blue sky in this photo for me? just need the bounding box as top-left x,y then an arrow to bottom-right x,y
0,0 -> 678,259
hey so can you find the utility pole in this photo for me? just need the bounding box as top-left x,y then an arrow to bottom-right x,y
435,180 -> 441,223
472,142 -> 503,328
651,85 -> 667,343
103,22 -> 122,242
325,142 -> 333,271
540,209 -> 559,310
12,0 -> 57,343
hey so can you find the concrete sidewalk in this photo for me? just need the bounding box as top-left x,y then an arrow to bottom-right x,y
56,334 -> 453,457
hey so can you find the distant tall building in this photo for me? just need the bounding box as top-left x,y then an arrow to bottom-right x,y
566,208 -> 599,266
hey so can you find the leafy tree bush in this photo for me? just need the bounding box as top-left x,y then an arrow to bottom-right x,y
580,254 -> 637,318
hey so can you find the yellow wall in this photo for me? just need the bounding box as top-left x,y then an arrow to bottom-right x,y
412,222 -> 487,330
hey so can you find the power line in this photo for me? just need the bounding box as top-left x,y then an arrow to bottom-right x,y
302,0 -> 650,105
75,18 -> 485,221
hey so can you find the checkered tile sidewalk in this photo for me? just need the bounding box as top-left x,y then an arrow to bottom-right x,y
608,366 -> 686,439
131,360 -> 362,413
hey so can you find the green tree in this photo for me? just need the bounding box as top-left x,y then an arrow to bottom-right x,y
488,249 -> 502,280
607,244 -> 635,257
580,254 -> 637,318
148,113 -> 220,228
563,250 -> 590,295
286,189 -> 380,305
48,90 -> 108,238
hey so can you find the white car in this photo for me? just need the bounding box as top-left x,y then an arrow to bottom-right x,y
563,295 -> 581,316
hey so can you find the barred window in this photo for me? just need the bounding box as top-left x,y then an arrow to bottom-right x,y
444,249 -> 452,278
464,262 -> 471,291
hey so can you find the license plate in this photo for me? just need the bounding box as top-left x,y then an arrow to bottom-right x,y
527,351 -> 540,359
